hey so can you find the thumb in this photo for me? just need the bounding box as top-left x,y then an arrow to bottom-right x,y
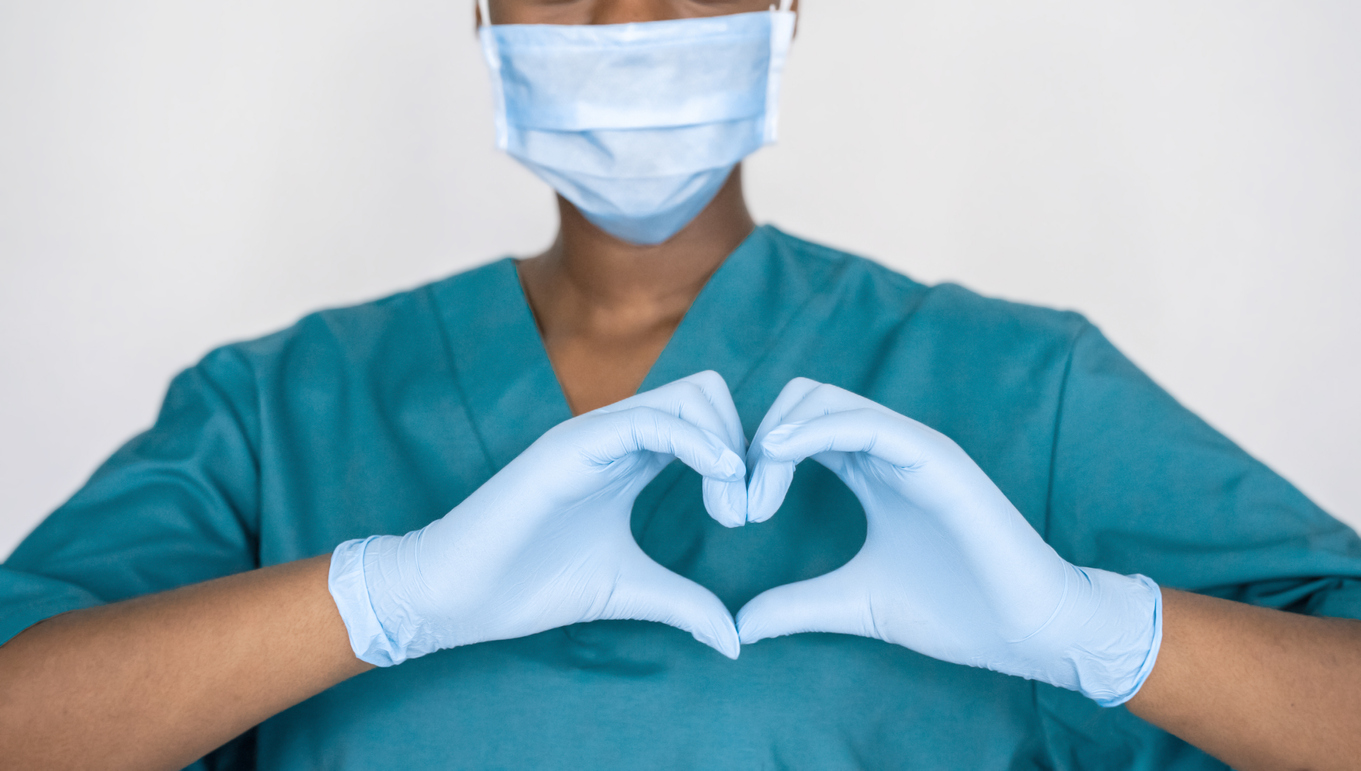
745,453 -> 796,525
602,553 -> 741,660
736,564 -> 874,645
759,409 -> 932,470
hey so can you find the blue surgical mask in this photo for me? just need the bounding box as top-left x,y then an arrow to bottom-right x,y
477,0 -> 797,245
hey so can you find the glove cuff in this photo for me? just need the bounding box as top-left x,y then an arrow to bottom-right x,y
328,536 -> 407,667
1063,568 -> 1164,707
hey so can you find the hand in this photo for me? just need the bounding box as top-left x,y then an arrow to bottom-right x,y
329,371 -> 749,666
739,378 -> 1162,706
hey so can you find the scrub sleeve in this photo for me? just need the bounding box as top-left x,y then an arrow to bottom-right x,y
0,351 -> 262,771
1031,322 -> 1361,767
0,352 -> 262,646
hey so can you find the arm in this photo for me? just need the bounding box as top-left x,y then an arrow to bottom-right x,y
1044,322 -> 1361,766
0,372 -> 748,769
738,378 -> 1361,767
1128,588 -> 1361,771
0,556 -> 369,771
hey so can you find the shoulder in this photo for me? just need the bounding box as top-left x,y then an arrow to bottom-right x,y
205,260 -> 508,369
765,225 -> 1092,360
190,259 -> 513,402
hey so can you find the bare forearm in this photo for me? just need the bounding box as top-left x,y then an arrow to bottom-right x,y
1127,587 -> 1361,770
0,555 -> 371,771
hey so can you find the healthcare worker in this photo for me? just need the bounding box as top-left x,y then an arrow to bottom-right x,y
1,1 -> 1359,769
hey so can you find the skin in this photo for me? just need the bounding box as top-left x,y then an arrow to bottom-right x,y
0,1 -> 1358,769
518,171 -> 755,413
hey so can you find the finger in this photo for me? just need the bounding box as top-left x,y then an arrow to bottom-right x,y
702,474 -> 749,530
745,378 -> 823,523
736,564 -> 876,645
759,408 -> 940,471
676,370 -> 747,458
744,454 -> 797,525
746,380 -> 886,523
604,553 -> 741,659
748,377 -> 823,463
602,373 -> 748,526
600,371 -> 746,457
774,381 -> 900,428
586,407 -> 747,526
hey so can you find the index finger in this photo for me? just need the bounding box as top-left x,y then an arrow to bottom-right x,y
600,371 -> 747,459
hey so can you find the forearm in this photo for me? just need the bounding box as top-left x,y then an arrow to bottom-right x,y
0,555 -> 371,771
1127,587 -> 1361,770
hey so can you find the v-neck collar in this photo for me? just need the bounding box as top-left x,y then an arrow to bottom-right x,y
428,225 -> 837,472
639,225 -> 840,435
427,258 -> 573,472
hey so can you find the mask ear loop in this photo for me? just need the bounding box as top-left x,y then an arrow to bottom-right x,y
477,0 -> 508,149
763,0 -> 795,142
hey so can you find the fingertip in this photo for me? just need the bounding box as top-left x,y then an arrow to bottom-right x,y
735,592 -> 787,645
736,613 -> 770,646
744,442 -> 762,472
724,478 -> 749,527
747,508 -> 777,525
717,448 -> 746,481
730,474 -> 749,521
708,641 -> 739,660
745,458 -> 794,524
735,603 -> 754,636
702,478 -> 747,528
692,612 -> 741,659
718,624 -> 741,660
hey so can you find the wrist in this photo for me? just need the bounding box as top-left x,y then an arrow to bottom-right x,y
1047,566 -> 1164,707
329,536 -> 400,666
328,532 -> 444,667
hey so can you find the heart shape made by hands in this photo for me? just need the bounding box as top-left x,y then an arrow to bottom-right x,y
576,373 -> 1160,710
616,376 -> 892,652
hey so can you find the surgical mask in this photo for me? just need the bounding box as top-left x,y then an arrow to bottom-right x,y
477,0 -> 796,245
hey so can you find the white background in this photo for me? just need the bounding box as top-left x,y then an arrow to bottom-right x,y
2,0 -> 1358,559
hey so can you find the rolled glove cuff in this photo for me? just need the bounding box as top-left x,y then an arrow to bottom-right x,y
1068,569 -> 1164,707
328,536 -> 406,667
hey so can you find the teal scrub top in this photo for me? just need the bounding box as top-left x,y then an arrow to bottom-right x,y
4,225 -> 1360,770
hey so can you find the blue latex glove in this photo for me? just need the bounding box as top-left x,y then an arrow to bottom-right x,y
329,372 -> 749,666
739,379 -> 1162,706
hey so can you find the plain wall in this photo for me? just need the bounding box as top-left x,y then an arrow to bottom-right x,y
1,0 -> 1358,559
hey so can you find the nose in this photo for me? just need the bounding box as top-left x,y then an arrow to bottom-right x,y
480,0 -> 789,28
588,0 -> 682,24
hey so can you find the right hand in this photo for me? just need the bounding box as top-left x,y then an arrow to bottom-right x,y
737,379 -> 1161,707
328,371 -> 749,666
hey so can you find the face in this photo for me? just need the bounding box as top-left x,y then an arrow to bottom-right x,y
484,0 -> 798,26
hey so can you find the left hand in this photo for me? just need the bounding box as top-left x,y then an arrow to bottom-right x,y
739,378 -> 1163,706
329,372 -> 749,666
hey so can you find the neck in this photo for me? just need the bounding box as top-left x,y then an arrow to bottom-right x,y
517,166 -> 755,413
521,167 -> 755,314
